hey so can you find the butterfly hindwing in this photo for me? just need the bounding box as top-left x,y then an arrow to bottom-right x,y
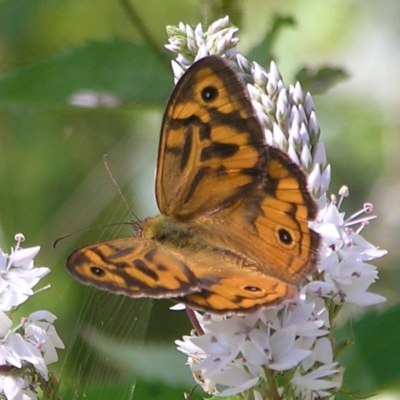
179,263 -> 296,314
258,148 -> 320,280
66,239 -> 199,298
214,147 -> 320,284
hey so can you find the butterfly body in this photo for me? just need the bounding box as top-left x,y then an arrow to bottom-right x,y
67,56 -> 320,315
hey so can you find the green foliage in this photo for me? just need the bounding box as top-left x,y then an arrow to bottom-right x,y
134,379 -> 205,400
248,14 -> 295,67
336,305 -> 400,398
295,65 -> 349,94
0,40 -> 171,107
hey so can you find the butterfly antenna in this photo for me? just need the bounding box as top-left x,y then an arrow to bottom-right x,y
52,221 -> 141,249
103,154 -> 140,221
54,155 -> 142,250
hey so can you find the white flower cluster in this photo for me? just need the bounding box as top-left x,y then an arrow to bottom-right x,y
244,61 -> 330,200
0,234 -> 64,400
166,16 -> 239,82
167,17 -> 386,399
307,192 -> 386,310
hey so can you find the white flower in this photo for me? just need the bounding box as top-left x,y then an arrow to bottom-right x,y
0,243 -> 49,312
307,192 -> 387,308
0,235 -> 63,400
0,313 -> 63,381
0,331 -> 45,375
267,325 -> 311,371
301,337 -> 334,371
0,315 -> 62,397
0,311 -> 12,338
292,363 -> 342,399
23,311 -> 65,366
0,375 -> 38,400
211,364 -> 259,397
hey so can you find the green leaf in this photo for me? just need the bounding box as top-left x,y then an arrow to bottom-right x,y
295,65 -> 349,94
60,379 -> 206,400
60,380 -> 136,400
336,305 -> 400,398
79,326 -> 195,387
248,14 -> 296,67
0,39 -> 172,108
134,379 -> 205,400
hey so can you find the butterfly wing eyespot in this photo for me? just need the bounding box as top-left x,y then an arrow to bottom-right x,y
201,85 -> 219,102
277,228 -> 293,246
90,266 -> 105,277
66,55 -> 320,315
243,286 -> 262,293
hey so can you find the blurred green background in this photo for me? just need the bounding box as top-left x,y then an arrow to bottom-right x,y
0,0 -> 398,399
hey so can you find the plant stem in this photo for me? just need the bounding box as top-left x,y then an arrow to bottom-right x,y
186,308 -> 205,335
119,0 -> 170,66
265,367 -> 282,400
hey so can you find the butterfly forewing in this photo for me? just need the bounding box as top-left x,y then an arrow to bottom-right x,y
156,56 -> 267,219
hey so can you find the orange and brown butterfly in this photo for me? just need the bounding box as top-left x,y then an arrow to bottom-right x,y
66,55 -> 320,315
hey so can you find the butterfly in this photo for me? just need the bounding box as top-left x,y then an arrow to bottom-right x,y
66,55 -> 320,315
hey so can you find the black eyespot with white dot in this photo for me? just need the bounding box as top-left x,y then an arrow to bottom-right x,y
243,286 -> 262,293
201,85 -> 218,102
278,228 -> 293,245
90,266 -> 105,277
